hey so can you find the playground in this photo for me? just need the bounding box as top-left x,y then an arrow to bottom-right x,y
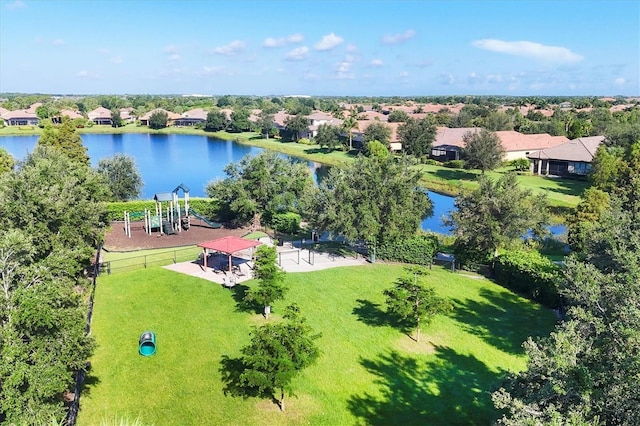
105,183 -> 249,251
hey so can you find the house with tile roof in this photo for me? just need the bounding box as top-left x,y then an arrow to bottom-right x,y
1,108 -> 39,126
174,108 -> 208,126
88,106 -> 113,125
527,136 -> 605,176
139,108 -> 181,126
430,127 -> 568,162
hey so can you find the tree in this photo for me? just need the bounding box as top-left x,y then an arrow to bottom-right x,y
0,147 -> 107,424
363,140 -> 390,159
205,151 -> 314,225
493,175 -> 640,425
445,173 -> 549,264
363,121 -> 391,145
315,123 -> 341,151
245,245 -> 287,318
0,147 -> 14,174
566,187 -> 610,253
96,154 -> 143,201
149,110 -> 168,129
383,267 -> 451,342
387,109 -> 410,123
37,117 -> 89,166
284,114 -> 309,141
111,109 -> 124,128
229,109 -> 251,132
398,118 -> 436,158
308,155 -> 433,245
483,111 -> 513,131
204,110 -> 228,132
237,304 -> 321,411
462,129 -> 505,174
256,111 -> 274,139
342,116 -> 359,150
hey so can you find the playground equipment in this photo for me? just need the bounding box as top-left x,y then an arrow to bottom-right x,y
139,331 -> 157,356
123,183 -> 192,237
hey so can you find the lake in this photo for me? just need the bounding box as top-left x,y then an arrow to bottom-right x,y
0,133 -> 480,235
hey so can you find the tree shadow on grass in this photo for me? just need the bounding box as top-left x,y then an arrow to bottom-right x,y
352,299 -> 413,335
219,355 -> 278,406
79,371 -> 101,400
347,346 -> 505,425
450,288 -> 555,355
226,282 -> 263,315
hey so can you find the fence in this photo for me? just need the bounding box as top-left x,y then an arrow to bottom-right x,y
66,245 -> 101,426
99,246 -> 202,275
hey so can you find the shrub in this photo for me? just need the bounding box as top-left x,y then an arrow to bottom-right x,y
377,234 -> 439,265
510,158 -> 531,172
443,159 -> 465,169
494,249 -> 561,308
423,158 -> 439,165
270,212 -> 301,234
297,138 -> 313,145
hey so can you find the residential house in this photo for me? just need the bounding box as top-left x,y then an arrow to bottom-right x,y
306,111 -> 342,138
51,109 -> 84,124
174,108 -> 208,126
88,106 -> 113,125
0,107 -> 39,126
527,136 -> 605,176
430,127 -> 568,162
139,108 -> 181,126
120,107 -> 135,123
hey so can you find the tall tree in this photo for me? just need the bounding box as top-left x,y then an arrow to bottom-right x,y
205,151 -> 314,225
238,304 -> 321,411
363,121 -> 391,145
284,115 -> 309,141
445,173 -> 549,264
110,109 -> 124,128
493,173 -> 640,425
462,129 -> 505,174
37,117 -> 89,166
383,267 -> 451,342
308,155 -> 432,245
229,109 -> 251,132
342,116 -> 359,150
204,110 -> 228,132
0,147 -> 14,174
245,245 -> 287,318
398,118 -> 436,158
256,111 -> 275,139
0,147 -> 107,424
96,154 -> 143,201
314,123 -> 341,151
149,110 -> 168,129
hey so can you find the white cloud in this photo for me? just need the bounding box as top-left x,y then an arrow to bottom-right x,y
197,66 -> 227,76
213,40 -> 246,56
370,59 -> 384,67
314,33 -> 343,51
165,44 -> 179,54
382,29 -> 415,45
346,43 -> 358,53
263,33 -> 303,47
399,71 -> 409,77
110,56 -> 123,64
6,0 -> 26,10
77,70 -> 88,77
167,53 -> 181,62
472,39 -> 583,63
285,46 -> 309,61
52,38 -> 65,46
614,77 -> 626,86
335,61 -> 354,79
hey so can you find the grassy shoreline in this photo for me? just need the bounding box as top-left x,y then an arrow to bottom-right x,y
0,124 -> 585,210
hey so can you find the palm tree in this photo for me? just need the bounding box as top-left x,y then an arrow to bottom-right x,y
342,116 -> 359,151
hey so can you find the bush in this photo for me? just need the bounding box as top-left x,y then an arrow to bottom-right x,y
510,158 -> 531,172
494,249 -> 561,308
423,158 -> 439,165
270,212 -> 301,234
443,159 -> 465,169
297,138 -> 313,145
377,234 -> 439,265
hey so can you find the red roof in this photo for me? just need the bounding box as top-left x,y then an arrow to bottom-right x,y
197,236 -> 261,255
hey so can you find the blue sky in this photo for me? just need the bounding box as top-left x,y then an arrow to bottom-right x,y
1,0 -> 638,96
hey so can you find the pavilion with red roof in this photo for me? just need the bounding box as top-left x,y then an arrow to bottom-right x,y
197,236 -> 262,272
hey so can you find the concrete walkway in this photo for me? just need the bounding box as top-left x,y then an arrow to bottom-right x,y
163,247 -> 369,287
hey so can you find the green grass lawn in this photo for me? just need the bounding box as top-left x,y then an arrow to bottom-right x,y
78,263 -> 556,425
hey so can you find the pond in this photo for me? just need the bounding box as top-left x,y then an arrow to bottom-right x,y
1,133 -> 561,236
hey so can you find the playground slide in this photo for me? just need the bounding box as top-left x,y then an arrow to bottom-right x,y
189,210 -> 222,229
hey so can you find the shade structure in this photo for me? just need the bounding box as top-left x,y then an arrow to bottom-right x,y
197,236 -> 262,271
